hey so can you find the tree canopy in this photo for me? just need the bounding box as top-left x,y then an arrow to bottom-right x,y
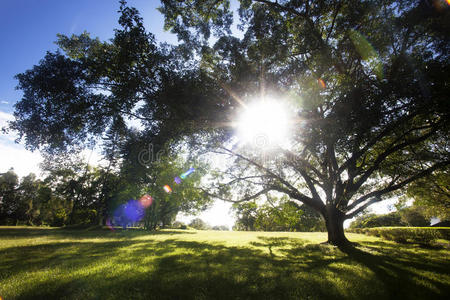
5,0 -> 449,245
405,169 -> 450,220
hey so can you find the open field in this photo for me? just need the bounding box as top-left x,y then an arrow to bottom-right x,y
0,227 -> 449,299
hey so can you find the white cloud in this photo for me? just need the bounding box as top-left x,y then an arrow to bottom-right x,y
0,111 -> 41,177
0,109 -> 109,178
0,101 -> 9,104
0,111 -> 14,123
0,143 -> 42,178
0,111 -> 16,143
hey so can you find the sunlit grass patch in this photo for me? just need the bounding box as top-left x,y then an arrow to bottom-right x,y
0,227 -> 449,299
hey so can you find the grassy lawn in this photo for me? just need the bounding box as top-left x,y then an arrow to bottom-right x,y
0,227 -> 449,299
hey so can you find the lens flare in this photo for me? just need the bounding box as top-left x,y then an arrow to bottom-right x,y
163,185 -> 172,193
349,29 -> 383,80
318,78 -> 326,89
174,176 -> 182,184
123,200 -> 145,223
139,194 -> 153,208
112,200 -> 145,229
180,168 -> 195,179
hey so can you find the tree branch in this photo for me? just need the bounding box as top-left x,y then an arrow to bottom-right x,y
350,128 -> 437,194
346,160 -> 450,214
199,186 -> 273,203
326,1 -> 342,44
338,113 -> 417,175
282,148 -> 326,181
345,196 -> 380,219
220,147 -> 326,212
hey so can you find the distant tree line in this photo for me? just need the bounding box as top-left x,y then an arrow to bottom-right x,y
0,149 -> 210,229
0,167 -> 99,227
171,219 -> 229,230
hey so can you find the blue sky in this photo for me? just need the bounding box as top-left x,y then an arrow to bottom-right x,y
0,0 -> 177,114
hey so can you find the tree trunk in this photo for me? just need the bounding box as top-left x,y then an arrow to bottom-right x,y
324,205 -> 350,246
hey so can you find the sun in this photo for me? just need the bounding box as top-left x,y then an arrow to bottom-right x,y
236,98 -> 291,148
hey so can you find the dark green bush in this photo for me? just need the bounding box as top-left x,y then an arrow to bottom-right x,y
347,227 -> 450,245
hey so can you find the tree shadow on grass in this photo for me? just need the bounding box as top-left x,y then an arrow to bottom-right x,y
106,238 -> 344,300
249,237 -> 449,299
0,227 -> 196,241
0,233 -> 449,300
0,227 -> 62,238
338,240 -> 450,300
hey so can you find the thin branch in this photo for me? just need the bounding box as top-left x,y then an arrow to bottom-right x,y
346,160 -> 450,213
199,186 -> 273,203
220,147 -> 326,212
221,147 -> 299,193
298,169 -> 322,202
282,148 -> 326,181
326,1 -> 342,44
350,128 -> 437,193
338,113 -> 416,175
345,196 -> 380,219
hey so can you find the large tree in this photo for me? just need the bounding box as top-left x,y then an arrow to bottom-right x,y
158,0 -> 449,245
6,0 -> 449,245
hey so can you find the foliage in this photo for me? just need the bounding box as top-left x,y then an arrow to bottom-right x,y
141,155 -> 210,230
1,227 -> 449,299
0,149 -> 209,229
0,165 -> 91,226
212,225 -> 229,231
189,218 -> 211,230
347,227 -> 450,246
233,197 -> 325,231
232,201 -> 257,231
171,221 -> 187,229
349,211 -> 404,228
350,206 -> 430,228
399,206 -> 430,227
0,169 -> 20,224
405,169 -> 450,220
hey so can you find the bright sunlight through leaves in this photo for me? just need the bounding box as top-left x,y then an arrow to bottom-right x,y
236,98 -> 291,148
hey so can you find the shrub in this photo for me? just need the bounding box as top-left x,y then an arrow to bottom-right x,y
189,218 -> 211,230
212,225 -> 229,231
171,221 -> 187,229
347,227 -> 450,245
349,212 -> 404,228
400,207 -> 429,227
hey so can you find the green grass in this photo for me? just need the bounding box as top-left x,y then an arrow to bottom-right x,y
0,227 -> 449,299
